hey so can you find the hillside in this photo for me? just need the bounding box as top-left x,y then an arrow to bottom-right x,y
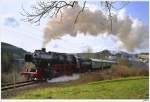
1,42 -> 27,59
1,42 -> 28,73
76,49 -> 148,61
76,50 -> 112,59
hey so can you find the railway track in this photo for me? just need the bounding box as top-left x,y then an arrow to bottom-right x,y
2,80 -> 37,91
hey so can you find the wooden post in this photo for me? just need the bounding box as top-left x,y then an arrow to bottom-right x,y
13,71 -> 16,89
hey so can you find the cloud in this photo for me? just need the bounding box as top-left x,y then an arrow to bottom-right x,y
4,17 -> 19,27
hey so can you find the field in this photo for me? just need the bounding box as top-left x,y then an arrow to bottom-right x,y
14,76 -> 149,99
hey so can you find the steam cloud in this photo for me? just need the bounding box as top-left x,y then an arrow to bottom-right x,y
47,74 -> 80,83
43,5 -> 148,52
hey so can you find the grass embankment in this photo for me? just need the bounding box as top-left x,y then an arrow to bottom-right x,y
14,76 -> 149,99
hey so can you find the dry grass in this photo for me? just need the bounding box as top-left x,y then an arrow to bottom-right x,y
73,64 -> 149,84
111,65 -> 149,77
2,71 -> 26,84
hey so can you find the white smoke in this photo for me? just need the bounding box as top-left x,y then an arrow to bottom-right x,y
43,5 -> 148,52
47,74 -> 80,83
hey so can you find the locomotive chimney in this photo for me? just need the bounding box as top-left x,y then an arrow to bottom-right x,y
42,48 -> 46,52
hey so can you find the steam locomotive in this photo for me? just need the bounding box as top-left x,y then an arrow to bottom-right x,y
21,48 -> 116,80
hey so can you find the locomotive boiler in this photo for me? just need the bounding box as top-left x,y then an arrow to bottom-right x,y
21,48 -> 78,80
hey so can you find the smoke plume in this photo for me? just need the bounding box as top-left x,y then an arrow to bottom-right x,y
43,5 -> 148,52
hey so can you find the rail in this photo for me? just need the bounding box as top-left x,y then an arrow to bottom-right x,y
1,80 -> 37,91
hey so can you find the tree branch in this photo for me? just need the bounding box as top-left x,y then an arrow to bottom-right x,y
21,1 -> 78,24
74,1 -> 86,24
21,0 -> 128,29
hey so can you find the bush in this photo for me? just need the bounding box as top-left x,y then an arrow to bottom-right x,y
111,65 -> 149,77
78,65 -> 149,84
117,59 -> 129,66
2,70 -> 26,84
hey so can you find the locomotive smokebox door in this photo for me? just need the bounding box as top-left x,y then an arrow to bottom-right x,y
25,54 -> 33,62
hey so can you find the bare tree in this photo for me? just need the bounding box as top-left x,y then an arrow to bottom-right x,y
21,1 -> 78,24
21,1 -> 128,30
101,1 -> 129,31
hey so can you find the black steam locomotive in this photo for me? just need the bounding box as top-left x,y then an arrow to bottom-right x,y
21,48 -> 116,80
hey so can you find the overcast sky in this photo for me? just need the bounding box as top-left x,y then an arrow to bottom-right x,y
0,0 -> 149,53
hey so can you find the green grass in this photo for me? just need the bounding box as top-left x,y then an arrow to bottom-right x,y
14,76 -> 149,99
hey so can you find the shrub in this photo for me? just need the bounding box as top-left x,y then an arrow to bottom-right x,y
111,65 -> 149,77
2,70 -> 26,84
